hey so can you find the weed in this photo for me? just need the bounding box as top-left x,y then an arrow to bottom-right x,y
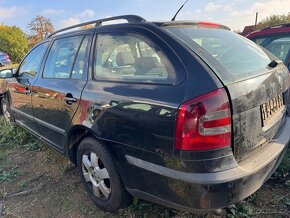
124,198 -> 172,218
79,203 -> 98,216
283,197 -> 290,208
0,188 -> 7,199
227,203 -> 253,218
19,181 -> 28,190
246,193 -> 257,204
0,117 -> 38,149
23,142 -> 43,151
0,169 -> 20,182
272,149 -> 290,182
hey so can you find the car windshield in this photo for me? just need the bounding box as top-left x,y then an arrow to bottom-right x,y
165,27 -> 274,84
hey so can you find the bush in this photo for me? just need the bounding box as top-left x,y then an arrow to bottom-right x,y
0,25 -> 28,63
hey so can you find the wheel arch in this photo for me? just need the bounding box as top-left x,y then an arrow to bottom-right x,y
66,124 -> 113,165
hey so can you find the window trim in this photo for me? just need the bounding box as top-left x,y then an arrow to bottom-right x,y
71,35 -> 91,80
92,31 -> 177,85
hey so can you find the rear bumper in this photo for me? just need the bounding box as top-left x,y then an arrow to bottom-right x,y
125,116 -> 290,211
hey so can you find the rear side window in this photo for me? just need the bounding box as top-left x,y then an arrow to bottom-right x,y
94,33 -> 176,84
166,27 -> 273,84
43,36 -> 83,79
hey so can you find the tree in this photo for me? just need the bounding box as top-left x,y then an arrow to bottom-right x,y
28,15 -> 54,48
257,12 -> 290,29
0,25 -> 28,63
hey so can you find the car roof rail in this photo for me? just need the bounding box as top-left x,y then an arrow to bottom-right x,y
262,23 -> 290,30
47,15 -> 146,38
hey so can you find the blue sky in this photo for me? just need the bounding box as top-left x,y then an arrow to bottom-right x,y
0,0 -> 289,33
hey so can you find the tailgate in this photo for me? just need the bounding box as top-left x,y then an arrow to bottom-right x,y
227,64 -> 289,161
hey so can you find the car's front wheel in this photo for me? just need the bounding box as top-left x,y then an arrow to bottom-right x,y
77,137 -> 132,212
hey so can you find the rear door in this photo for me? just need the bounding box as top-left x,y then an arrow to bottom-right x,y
31,34 -> 91,150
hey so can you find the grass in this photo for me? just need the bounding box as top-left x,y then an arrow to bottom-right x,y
226,204 -> 253,218
0,117 -> 42,184
0,117 -> 41,150
273,149 -> 290,179
0,169 -> 20,182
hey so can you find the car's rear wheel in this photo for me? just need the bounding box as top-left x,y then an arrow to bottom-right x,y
1,98 -> 12,124
77,137 -> 132,212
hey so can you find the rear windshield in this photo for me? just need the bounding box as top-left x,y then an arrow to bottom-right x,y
165,27 -> 274,84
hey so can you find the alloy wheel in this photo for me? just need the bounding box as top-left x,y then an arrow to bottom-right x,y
82,152 -> 111,200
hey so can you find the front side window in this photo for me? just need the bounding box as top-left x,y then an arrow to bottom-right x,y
94,34 -> 175,83
18,42 -> 49,78
43,36 -> 84,79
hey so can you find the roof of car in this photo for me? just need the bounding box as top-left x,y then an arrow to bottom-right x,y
247,23 -> 290,38
46,15 -> 231,39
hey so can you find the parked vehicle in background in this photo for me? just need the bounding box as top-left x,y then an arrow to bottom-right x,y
0,52 -> 12,67
0,15 -> 289,213
247,23 -> 290,71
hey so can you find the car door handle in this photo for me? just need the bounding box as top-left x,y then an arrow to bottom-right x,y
25,88 -> 31,95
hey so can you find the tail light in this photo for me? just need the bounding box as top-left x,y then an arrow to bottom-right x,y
175,88 -> 231,151
6,54 -> 9,60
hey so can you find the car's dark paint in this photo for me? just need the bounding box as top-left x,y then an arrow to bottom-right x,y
30,33 -> 92,150
1,17 -> 290,212
31,78 -> 86,150
227,64 -> 289,161
9,77 -> 37,130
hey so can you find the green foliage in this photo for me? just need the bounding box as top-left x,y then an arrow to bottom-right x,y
124,198 -> 172,218
0,117 -> 40,149
0,25 -> 28,63
272,149 -> 290,182
227,204 -> 253,218
257,12 -> 290,29
0,168 -> 19,182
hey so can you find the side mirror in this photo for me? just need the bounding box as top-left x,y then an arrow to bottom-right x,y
0,69 -> 13,78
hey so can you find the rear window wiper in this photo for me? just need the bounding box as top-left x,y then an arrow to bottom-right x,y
268,60 -> 279,68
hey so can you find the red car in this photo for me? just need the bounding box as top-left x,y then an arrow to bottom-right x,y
247,23 -> 290,71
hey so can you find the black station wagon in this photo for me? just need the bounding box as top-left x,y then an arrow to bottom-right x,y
1,15 -> 289,213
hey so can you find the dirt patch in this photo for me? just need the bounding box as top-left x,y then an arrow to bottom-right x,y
1,147 -> 115,218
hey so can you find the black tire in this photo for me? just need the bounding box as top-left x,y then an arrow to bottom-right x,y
1,98 -> 13,124
77,137 -> 132,212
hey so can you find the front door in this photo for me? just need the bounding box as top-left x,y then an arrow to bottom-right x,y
31,35 -> 90,150
8,42 -> 49,133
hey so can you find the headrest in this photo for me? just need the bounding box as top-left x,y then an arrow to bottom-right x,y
116,52 -> 135,66
134,57 -> 159,75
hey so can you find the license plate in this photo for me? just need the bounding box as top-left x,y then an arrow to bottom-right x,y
261,94 -> 284,126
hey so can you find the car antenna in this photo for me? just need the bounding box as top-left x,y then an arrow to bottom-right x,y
171,0 -> 189,21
